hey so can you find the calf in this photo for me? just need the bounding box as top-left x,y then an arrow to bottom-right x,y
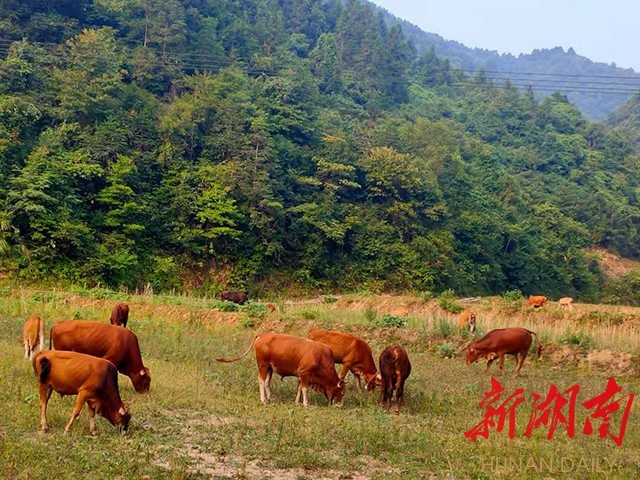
458,310 -> 477,333
307,328 -> 381,390
526,295 -> 547,308
50,321 -> 151,393
22,316 -> 45,360
558,297 -> 573,310
110,303 -> 129,327
217,332 -> 345,407
379,345 -> 411,414
33,350 -> 130,435
465,327 -> 542,378
220,290 -> 249,305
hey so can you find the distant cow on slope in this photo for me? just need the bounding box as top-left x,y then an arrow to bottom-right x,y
458,310 -> 477,333
22,316 -> 45,360
379,345 -> 411,414
220,290 -> 248,305
525,295 -> 547,308
558,297 -> 573,310
110,303 -> 129,328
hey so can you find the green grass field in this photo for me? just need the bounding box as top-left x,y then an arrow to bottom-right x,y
1,285 -> 639,479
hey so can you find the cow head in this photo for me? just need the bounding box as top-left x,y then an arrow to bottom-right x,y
465,344 -> 480,365
365,373 -> 382,392
116,404 -> 131,434
132,367 -> 151,393
329,380 -> 345,407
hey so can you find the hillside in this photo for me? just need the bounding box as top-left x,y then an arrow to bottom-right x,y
376,5 -> 640,121
0,0 -> 639,301
608,91 -> 640,145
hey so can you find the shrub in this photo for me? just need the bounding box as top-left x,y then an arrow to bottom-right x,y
501,289 -> 524,302
240,301 -> 267,319
298,309 -> 319,320
418,290 -> 434,303
559,330 -> 596,349
434,317 -> 456,338
376,314 -> 407,328
240,317 -> 256,329
438,343 -> 457,359
323,295 -> 339,304
437,289 -> 462,314
215,301 -> 240,312
364,305 -> 377,324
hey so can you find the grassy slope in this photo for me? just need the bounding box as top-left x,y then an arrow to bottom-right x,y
1,286 -> 639,479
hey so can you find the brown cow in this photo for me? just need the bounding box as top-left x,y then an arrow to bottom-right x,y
33,350 -> 130,435
525,295 -> 547,308
465,328 -> 542,378
217,332 -> 345,407
379,345 -> 411,414
558,297 -> 573,310
110,303 -> 129,327
458,310 -> 477,333
50,321 -> 151,393
22,316 -> 45,360
220,290 -> 248,305
307,328 -> 381,391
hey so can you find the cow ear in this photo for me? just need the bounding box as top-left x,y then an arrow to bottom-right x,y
337,381 -> 344,388
140,369 -> 146,376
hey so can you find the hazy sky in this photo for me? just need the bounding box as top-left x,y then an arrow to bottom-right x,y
370,0 -> 639,72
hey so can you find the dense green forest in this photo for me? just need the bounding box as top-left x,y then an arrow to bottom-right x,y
0,0 -> 639,300
387,11 -> 640,121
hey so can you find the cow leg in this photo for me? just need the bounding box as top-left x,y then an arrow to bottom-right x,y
498,355 -> 506,375
295,381 -> 302,405
484,357 -> 496,374
88,406 -> 98,436
264,368 -> 273,402
514,351 -> 528,378
39,384 -> 53,433
353,372 -> 362,390
258,363 -> 270,405
258,376 -> 267,405
24,340 -> 30,359
64,391 -> 89,434
394,376 -> 404,415
299,376 -> 310,407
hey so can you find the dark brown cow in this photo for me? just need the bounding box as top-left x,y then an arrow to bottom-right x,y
22,316 -> 45,360
220,290 -> 249,305
307,328 -> 381,390
50,321 -> 151,393
458,310 -> 477,333
33,350 -> 130,435
465,327 -> 542,378
110,303 -> 129,327
379,345 -> 411,414
525,295 -> 547,308
217,332 -> 345,407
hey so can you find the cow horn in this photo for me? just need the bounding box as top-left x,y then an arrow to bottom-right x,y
140,369 -> 146,376
119,406 -> 126,415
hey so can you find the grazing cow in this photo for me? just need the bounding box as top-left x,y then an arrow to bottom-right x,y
33,350 -> 130,435
307,328 -> 381,391
217,332 -> 345,407
220,290 -> 248,305
558,297 -> 573,310
458,310 -> 477,333
50,321 -> 151,393
525,295 -> 547,308
379,345 -> 411,414
465,328 -> 542,378
22,316 -> 45,360
110,303 -> 129,328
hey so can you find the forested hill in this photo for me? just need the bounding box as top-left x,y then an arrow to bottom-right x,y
0,0 -> 639,301
379,6 -> 640,121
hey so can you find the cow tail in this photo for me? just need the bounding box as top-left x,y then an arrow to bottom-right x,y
216,335 -> 258,363
34,354 -> 51,383
527,330 -> 543,360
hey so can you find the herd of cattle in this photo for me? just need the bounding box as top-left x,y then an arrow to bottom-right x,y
17,292 -> 558,435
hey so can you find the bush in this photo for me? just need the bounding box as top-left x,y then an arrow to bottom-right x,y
214,301 -> 240,312
364,305 -> 377,324
418,290 -> 434,303
375,314 -> 407,328
240,317 -> 256,329
559,330 -> 596,349
240,301 -> 267,319
437,289 -> 462,314
438,343 -> 457,359
501,289 -> 524,302
434,317 -> 456,338
298,309 -> 319,320
323,295 -> 339,304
